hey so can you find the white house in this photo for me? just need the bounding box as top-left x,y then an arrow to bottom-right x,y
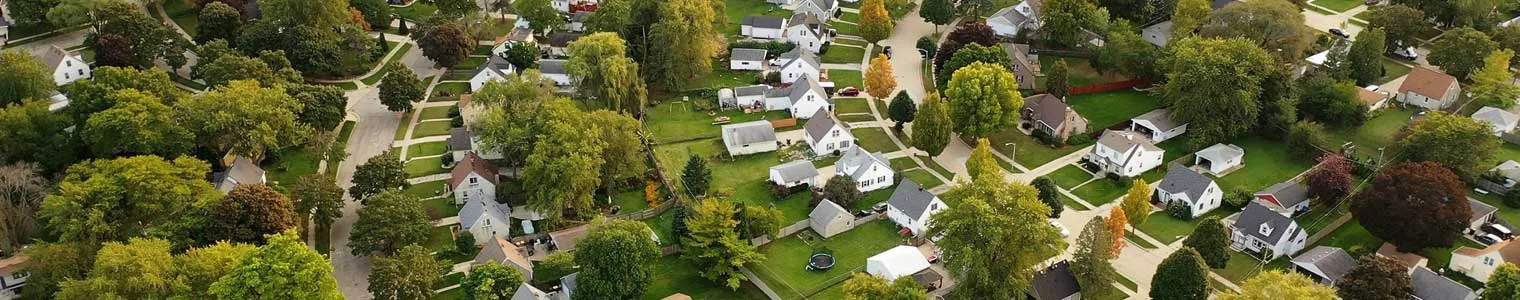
1359,86 -> 1393,111
543,32 -> 582,57
809,199 -> 854,238
214,156 -> 267,194
804,110 -> 853,154
1130,109 -> 1187,143
1154,164 -> 1223,218
1473,106 -> 1519,136
0,254 -> 28,300
766,76 -> 832,118
1085,130 -> 1164,178
741,15 -> 787,39
866,246 -> 930,281
1193,143 -> 1244,175
793,0 -> 838,22
784,13 -> 831,53
721,121 -> 779,156
1398,66 -> 1461,110
459,197 -> 510,244
836,146 -> 894,192
1255,182 -> 1311,215
40,45 -> 90,86
490,28 -> 537,58
469,55 -> 516,92
1451,240 -> 1520,283
886,179 -> 947,236
722,85 -> 772,109
769,160 -> 819,188
538,59 -> 573,86
730,48 -> 768,71
474,237 -> 534,280
450,154 -> 499,205
0,2 -> 11,41
777,48 -> 822,84
986,0 -> 1042,38
1231,201 -> 1308,259
448,128 -> 504,162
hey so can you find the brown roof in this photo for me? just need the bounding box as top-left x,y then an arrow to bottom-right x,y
1454,240 -> 1520,263
1358,89 -> 1391,106
475,237 -> 533,276
549,224 -> 591,251
0,254 -> 27,274
450,153 -> 499,188
1398,66 -> 1459,99
1378,242 -> 1429,269
661,294 -> 693,300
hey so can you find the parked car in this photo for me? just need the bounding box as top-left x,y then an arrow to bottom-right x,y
1049,220 -> 1069,237
854,210 -> 873,218
1479,233 -> 1505,246
882,46 -> 893,59
1365,0 -> 1380,4
1486,224 -> 1515,239
1392,46 -> 1419,60
838,86 -> 861,96
1329,28 -> 1351,39
872,202 -> 888,213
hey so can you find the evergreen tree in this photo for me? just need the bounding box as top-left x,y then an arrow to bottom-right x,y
681,199 -> 764,289
911,92 -> 953,156
1046,60 -> 1070,98
1071,216 -> 1118,299
681,155 -> 711,197
1150,247 -> 1211,300
887,92 -> 917,131
1031,177 -> 1063,218
1182,217 -> 1230,269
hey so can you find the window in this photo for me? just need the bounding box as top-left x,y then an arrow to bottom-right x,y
832,130 -> 839,137
78,69 -> 84,76
66,61 -> 71,67
486,219 -> 490,225
469,177 -> 478,184
64,73 -> 70,80
878,176 -> 885,182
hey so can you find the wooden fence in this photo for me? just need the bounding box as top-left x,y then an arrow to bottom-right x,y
1067,79 -> 1150,96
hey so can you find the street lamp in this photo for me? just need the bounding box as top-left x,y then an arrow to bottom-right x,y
1004,142 -> 1017,162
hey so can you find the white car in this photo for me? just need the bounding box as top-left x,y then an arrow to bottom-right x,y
1049,220 -> 1069,237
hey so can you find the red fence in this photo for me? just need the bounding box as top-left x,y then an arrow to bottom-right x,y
1067,79 -> 1150,96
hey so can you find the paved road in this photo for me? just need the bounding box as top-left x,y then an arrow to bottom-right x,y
330,85 -> 400,300
6,29 -> 89,56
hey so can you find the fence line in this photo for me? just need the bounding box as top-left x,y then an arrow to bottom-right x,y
1067,79 -> 1149,96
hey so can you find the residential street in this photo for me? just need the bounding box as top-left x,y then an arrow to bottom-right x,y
330,85 -> 399,300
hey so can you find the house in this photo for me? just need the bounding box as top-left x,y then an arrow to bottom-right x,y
1377,242 -> 1429,269
459,197 -> 510,243
1085,130 -> 1164,178
538,59 -> 573,86
1398,66 -> 1461,110
1490,160 -> 1520,188
767,76 -> 832,118
1450,240 -> 1520,282
1129,109 -> 1187,142
809,199 -> 854,237
1027,261 -> 1080,300
836,147 -> 894,192
730,48 -> 768,71
793,0 -> 837,22
1473,106 -> 1519,136
490,29 -> 538,57
1230,201 -> 1308,259
451,154 -> 499,205
721,121 -> 779,156
865,246 -> 930,281
39,45 -> 90,86
721,85 -> 772,109
776,48 -> 822,84
886,179 -> 948,236
741,16 -> 787,39
768,0 -> 793,4
1290,246 -> 1356,286
1003,43 -> 1040,91
1142,21 -> 1173,47
565,11 -> 591,32
543,33 -> 582,57
769,160 -> 819,188
448,128 -> 504,161
551,0 -> 598,13
548,225 -> 590,252
804,110 -> 854,154
1469,197 -> 1498,234
1021,94 -> 1088,141
784,13 -> 831,53
1412,266 -> 1478,300
213,156 -> 266,193
1254,182 -> 1311,215
1359,86 -> 1393,111
0,254 -> 27,300
1193,143 -> 1244,176
986,0 -> 1042,38
1154,164 -> 1223,218
512,283 -> 553,300
0,1 -> 10,41
470,55 -> 516,92
475,237 -> 534,280
1502,15 -> 1520,27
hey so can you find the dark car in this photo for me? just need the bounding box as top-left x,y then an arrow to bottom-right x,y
1328,28 -> 1350,39
882,46 -> 893,59
854,210 -> 873,218
872,202 -> 888,212
838,86 -> 861,96
1480,233 -> 1505,246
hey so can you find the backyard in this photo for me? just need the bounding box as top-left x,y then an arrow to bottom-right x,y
1327,108 -> 1417,154
1036,56 -> 1127,87
723,0 -> 791,36
645,101 -> 792,143
748,221 -> 907,299
1210,136 -> 1316,194
1378,58 -> 1415,84
652,138 -> 794,200
644,256 -> 770,299
828,70 -> 864,90
822,46 -> 868,64
1067,90 -> 1162,132
985,127 -> 1084,168
163,0 -> 200,36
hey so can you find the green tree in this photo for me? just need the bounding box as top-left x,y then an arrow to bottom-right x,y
1161,37 -> 1274,149
503,42 -> 542,69
350,0 -> 393,29
55,238 -> 187,299
92,34 -> 138,68
859,0 -> 893,43
1429,27 -> 1498,79
210,231 -> 342,300
350,191 -> 431,255
95,1 -> 186,69
416,22 -> 476,68
1182,217 -> 1230,268
194,48 -> 304,88
1353,161 -> 1471,252
205,185 -> 299,245
1071,216 -> 1117,299
534,252 -> 577,283
1295,75 -> 1368,128
1349,28 -> 1388,86
739,204 -> 784,238
1093,21 -> 1162,81
1042,0 -> 1110,47
1338,256 -> 1413,300
649,0 -> 719,89
821,175 -> 864,208
379,62 -> 424,112
1170,0 -> 1211,40
60,66 -> 186,124
196,1 -> 244,43
1198,0 -> 1314,61
965,139 -> 1001,182
0,100 -> 77,172
369,244 -> 447,300
41,156 -> 215,245
349,151 -> 409,201
82,90 -> 194,158
567,33 -> 648,114
589,111 -> 645,194
682,155 -> 712,197
1121,179 -> 1152,226
887,92 -> 917,131
1031,177 -> 1062,218
841,273 -> 929,300
1046,60 -> 1070,98
6,0 -> 59,27
911,92 -> 954,156
1468,49 -> 1520,108
577,218 -> 661,298
936,43 -> 1013,89
176,80 -> 310,158
0,50 -> 57,107
177,242 -> 257,299
1287,121 -> 1329,161
523,99 -> 604,223
918,0 -> 954,29
461,261 -> 526,298
289,84 -> 349,129
470,74 -> 560,166
259,0 -> 352,28
47,0 -> 119,30
19,242 -> 90,298
928,175 -> 1064,299
585,0 -> 633,33
1492,25 -> 1520,68
1365,4 -> 1429,50
514,0 -> 563,33
1219,270 -> 1336,299
1398,112 -> 1499,179
0,164 -> 47,254
1099,0 -> 1153,21
946,62 -> 1023,138
1151,247 -> 1211,300
682,199 -> 764,289
1483,263 -> 1520,299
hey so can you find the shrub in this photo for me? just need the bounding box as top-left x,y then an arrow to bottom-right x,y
451,116 -> 463,127
770,182 -> 794,199
1168,201 -> 1193,220
1224,189 -> 1252,210
1505,188 -> 1520,208
916,37 -> 937,58
448,105 -> 461,117
1066,134 -> 1094,145
729,40 -> 797,55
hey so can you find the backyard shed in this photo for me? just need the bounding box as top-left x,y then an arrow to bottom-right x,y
809,199 -> 854,238
1193,143 -> 1244,175
1290,246 -> 1355,285
866,246 -> 930,281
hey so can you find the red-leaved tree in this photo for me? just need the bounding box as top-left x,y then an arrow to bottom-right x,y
1306,153 -> 1354,205
1351,161 -> 1471,252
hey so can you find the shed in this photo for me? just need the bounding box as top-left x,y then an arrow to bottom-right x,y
1193,143 -> 1244,175
769,160 -> 819,188
730,48 -> 768,71
1290,246 -> 1355,285
866,246 -> 930,281
809,199 -> 854,238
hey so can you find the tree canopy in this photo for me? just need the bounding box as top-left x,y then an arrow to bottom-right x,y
1338,255 -> 1413,300
1182,217 -> 1230,269
205,184 -> 299,245
1428,27 -> 1498,79
682,199 -> 765,290
1150,247 -> 1211,300
522,99 -> 605,224
1398,112 -> 1500,179
1198,0 -> 1314,61
1071,216 -> 1118,299
1352,161 -> 1471,252
1219,270 -> 1337,299
210,231 -> 342,300
842,273 -> 928,300
176,80 -> 309,158
41,155 -> 216,245
461,261 -> 527,299
369,244 -> 448,299
349,151 -> 409,201
1161,37 -> 1275,148
927,175 -> 1064,299
577,218 -> 662,298
946,62 -> 1023,138
911,92 -> 953,156
0,50 -> 57,107
349,191 -> 431,256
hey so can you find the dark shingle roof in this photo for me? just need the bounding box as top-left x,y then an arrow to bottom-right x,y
1258,182 -> 1310,208
742,15 -> 786,29
1022,94 -> 1071,130
1234,201 -> 1299,244
1156,164 -> 1214,201
734,85 -> 770,97
1291,246 -> 1355,284
1412,267 -> 1477,300
804,109 -> 841,141
544,33 -> 582,47
1028,261 -> 1080,300
538,59 -> 568,75
888,179 -> 937,220
787,13 -> 828,37
1472,197 -> 1498,224
449,128 -> 473,151
722,120 -> 777,146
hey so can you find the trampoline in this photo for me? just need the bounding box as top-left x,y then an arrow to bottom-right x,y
807,253 -> 836,271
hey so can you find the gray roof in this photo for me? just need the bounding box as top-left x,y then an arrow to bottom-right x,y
780,48 -> 821,73
1028,261 -> 1080,300
789,76 -> 828,104
511,283 -> 550,300
734,85 -> 771,97
544,32 -> 582,47
1472,197 -> 1498,223
742,15 -> 786,29
731,48 -> 768,62
810,199 -> 850,223
1156,164 -> 1214,201
1290,246 -> 1355,284
40,45 -> 71,72
722,120 -> 777,146
475,237 -> 534,279
1233,201 -> 1300,244
771,160 -> 819,183
1495,160 -> 1520,182
1195,143 -> 1244,164
1412,267 -> 1477,300
559,273 -> 578,300
787,13 -> 829,37
538,59 -> 568,75
1142,21 -> 1174,47
1022,94 -> 1072,129
804,109 -> 841,141
1473,106 -> 1519,128
216,156 -> 266,192
449,128 -> 473,151
1096,130 -> 1162,153
1133,109 -> 1184,131
888,179 -> 938,220
1258,182 -> 1310,208
459,197 -> 509,230
838,146 -> 889,181
474,54 -> 515,79
803,0 -> 835,11
987,5 -> 1033,35
508,28 -> 533,42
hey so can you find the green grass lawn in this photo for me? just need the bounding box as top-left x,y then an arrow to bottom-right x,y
889,157 -> 919,171
1296,203 -> 1350,235
395,111 -> 416,141
1135,209 -> 1234,245
421,198 -> 462,220
1125,230 -> 1159,249
1307,220 -> 1382,257
684,66 -> 763,92
1216,251 -> 1292,283
424,225 -> 457,253
837,11 -> 860,23
733,180 -> 815,223
1048,165 -> 1094,189
917,156 -> 953,178
1327,108 -> 1416,157
405,156 -> 449,177
453,56 -> 487,70
839,114 -> 876,123
821,45 -> 867,64
412,120 -> 454,138
749,221 -> 906,299
643,209 -> 677,245
1474,193 -> 1520,228
832,38 -> 867,47
361,43 -> 415,85
418,106 -> 454,120
407,141 -> 450,159
834,98 -> 871,114
1037,56 -> 1127,87
847,188 -> 896,211
1211,136 -> 1316,194
985,128 -> 1082,168
1072,179 -> 1127,206
1379,58 -> 1415,84
404,180 -> 450,199
1067,90 -> 1162,131
829,21 -> 859,37
723,0 -> 791,36
902,169 -> 944,188
851,128 -> 901,153
653,139 -> 789,197
1310,0 -> 1363,12
828,70 -> 864,89
433,82 -> 471,97
644,101 -> 791,143
163,0 -> 200,36
644,255 -> 771,300
394,1 -> 438,21
433,286 -> 466,300
265,147 -> 321,188
1495,143 -> 1520,164
611,189 -> 650,212
1061,194 -> 1091,211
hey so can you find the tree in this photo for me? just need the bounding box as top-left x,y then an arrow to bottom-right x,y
6,0 -> 58,27
1219,270 -> 1336,299
1182,217 -> 1230,269
177,242 -> 257,299
92,34 -> 138,68
1106,208 -> 1127,255
918,0 -> 953,29
933,22 -> 999,76
682,155 -> 712,197
82,90 -> 195,158
1484,263 -> 1520,299
379,62 -> 424,112
514,0 -> 563,33
206,185 -> 299,245
1469,49 -> 1520,108
1493,26 -> 1520,68
585,0 -> 633,33
842,273 -> 928,300
1150,247 -> 1211,300
503,42 -> 541,70
349,191 -> 430,255
589,111 -> 645,194
946,62 -> 1023,138
259,0 -> 350,28
966,139 -> 1001,182
1429,27 -> 1498,79
461,261 -> 526,299
865,54 -> 897,100
1399,112 -> 1500,179
176,81 -> 309,158
1353,161 -> 1470,252
60,66 -> 185,124
1305,153 -> 1354,206
350,0 -> 392,29
936,43 -> 1013,89
0,100 -> 77,173
1287,121 -> 1329,161
1046,60 -> 1070,98
1348,28 -> 1388,86
1120,179 -> 1152,226
522,100 -> 604,223
1093,21 -> 1163,82
0,164 -> 46,254
210,231 -> 342,300
195,52 -> 304,89
1199,0 -> 1314,61
1070,217 -> 1117,299
289,84 -> 349,129
1171,0 -> 1210,39
41,156 -> 215,245
859,0 -> 893,43
417,22 -> 475,68
535,252 -> 577,284
55,238 -> 188,299
94,1 -> 187,69
288,174 -> 343,246
1042,0 -> 1110,47
19,242 -> 90,298
0,50 -> 56,107
1366,4 -> 1428,50
887,92 -> 917,131
350,151 -> 409,201
1339,255 -> 1413,300
927,174 -> 1064,299
47,0 -> 120,32
682,199 -> 764,289
1295,75 -> 1367,128
369,244 -> 447,300
567,33 -> 648,114
1031,177 -> 1062,218
578,218 -> 661,298
1161,37 -> 1275,149
648,0 -> 719,89
197,1 -> 244,43
822,175 -> 865,208
912,92 -> 953,156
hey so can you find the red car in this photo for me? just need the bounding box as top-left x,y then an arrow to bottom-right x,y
838,87 -> 860,96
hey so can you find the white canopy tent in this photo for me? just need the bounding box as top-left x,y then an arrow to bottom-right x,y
866,246 -> 931,281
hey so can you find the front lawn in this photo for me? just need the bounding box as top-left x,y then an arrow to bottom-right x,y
1124,230 -> 1158,249
265,148 -> 321,188
644,255 -> 771,300
1067,90 -> 1162,131
424,225 -> 456,253
1216,251 -> 1291,283
405,156 -> 449,177
1048,165 -> 1094,189
829,21 -> 859,37
432,82 -> 471,98
889,157 -> 918,171
1134,209 -> 1234,246
644,101 -> 791,143
902,169 -> 943,189
985,127 -> 1083,168
821,45 -> 867,64
834,98 -> 871,114
404,180 -> 450,199
1071,178 -> 1127,206
749,221 -> 907,299
393,1 -> 438,21
851,127 -> 901,153
419,106 -> 454,120
1310,0 -> 1362,12
917,155 -> 953,179
407,141 -> 449,159
1328,108 -> 1415,153
422,198 -> 461,220
412,120 -> 455,138
453,56 -> 487,70
828,70 -> 864,90
1211,136 -> 1316,194
837,11 -> 860,23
